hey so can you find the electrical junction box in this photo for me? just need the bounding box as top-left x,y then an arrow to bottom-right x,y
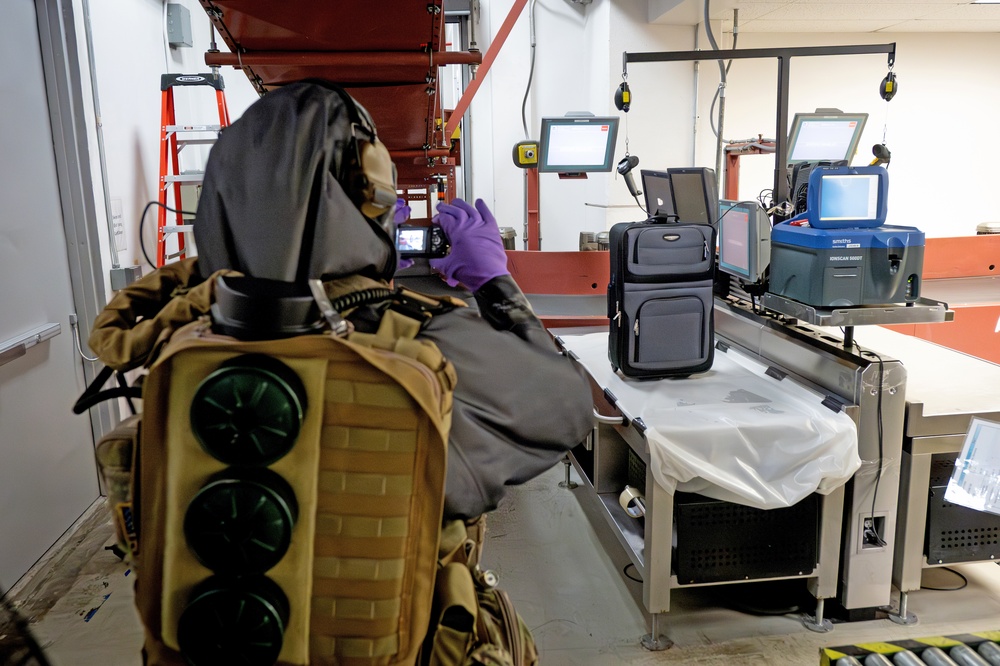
111,265 -> 144,291
512,141 -> 538,169
167,3 -> 193,48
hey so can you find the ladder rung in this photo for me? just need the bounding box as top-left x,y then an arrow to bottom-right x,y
177,138 -> 218,147
165,251 -> 188,261
163,174 -> 204,184
162,225 -> 194,234
165,124 -> 222,133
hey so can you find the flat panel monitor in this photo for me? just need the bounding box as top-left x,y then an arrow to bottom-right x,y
668,167 -> 718,228
640,169 -> 674,217
538,116 -> 620,173
787,112 -> 868,165
806,165 -> 888,229
718,199 -> 771,283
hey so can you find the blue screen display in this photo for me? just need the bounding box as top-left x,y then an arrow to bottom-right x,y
819,174 -> 880,221
806,166 -> 887,229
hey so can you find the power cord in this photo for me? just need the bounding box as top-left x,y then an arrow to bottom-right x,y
138,200 -> 196,269
843,332 -> 888,549
866,349 -> 887,548
704,1 -> 738,141
623,563 -> 643,583
634,190 -> 648,216
920,567 -> 968,592
757,188 -> 773,210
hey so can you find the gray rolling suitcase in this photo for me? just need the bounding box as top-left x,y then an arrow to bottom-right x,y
607,216 -> 716,379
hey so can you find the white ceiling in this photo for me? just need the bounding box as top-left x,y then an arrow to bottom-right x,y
648,0 -> 1000,32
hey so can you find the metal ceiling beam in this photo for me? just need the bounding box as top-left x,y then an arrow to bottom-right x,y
205,50 -> 482,68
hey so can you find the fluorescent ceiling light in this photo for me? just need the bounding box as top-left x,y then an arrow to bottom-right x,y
972,0 -> 1000,4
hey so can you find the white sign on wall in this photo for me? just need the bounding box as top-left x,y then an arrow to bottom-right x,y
111,197 -> 126,252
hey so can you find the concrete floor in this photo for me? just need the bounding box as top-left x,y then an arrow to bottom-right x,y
4,463 -> 1000,665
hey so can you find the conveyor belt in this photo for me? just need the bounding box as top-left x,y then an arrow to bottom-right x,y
822,631 -> 1000,665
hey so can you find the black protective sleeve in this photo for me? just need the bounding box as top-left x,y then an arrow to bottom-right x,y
472,274 -> 550,348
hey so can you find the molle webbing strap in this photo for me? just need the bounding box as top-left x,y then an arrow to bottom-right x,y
136,316 -> 454,666
347,302 -> 458,400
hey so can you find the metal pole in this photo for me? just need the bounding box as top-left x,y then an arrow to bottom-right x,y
774,54 -> 790,211
691,26 -> 700,167
82,0 -> 121,270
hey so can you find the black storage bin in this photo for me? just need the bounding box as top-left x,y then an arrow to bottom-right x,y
673,492 -> 821,585
925,454 -> 1000,564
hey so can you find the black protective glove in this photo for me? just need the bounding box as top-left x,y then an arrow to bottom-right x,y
473,274 -> 551,349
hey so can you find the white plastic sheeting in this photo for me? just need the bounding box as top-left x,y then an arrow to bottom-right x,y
560,332 -> 860,510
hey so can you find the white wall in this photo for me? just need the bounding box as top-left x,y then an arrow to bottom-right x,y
75,0 -> 259,292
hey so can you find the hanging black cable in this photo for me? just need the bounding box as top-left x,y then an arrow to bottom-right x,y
703,0 -> 726,181
520,0 -> 538,140
704,2 -> 740,190
138,200 -> 196,269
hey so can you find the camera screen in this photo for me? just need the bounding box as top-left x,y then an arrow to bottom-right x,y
396,228 -> 427,252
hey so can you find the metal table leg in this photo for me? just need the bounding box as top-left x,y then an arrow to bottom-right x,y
802,597 -> 833,633
640,612 -> 673,651
558,455 -> 578,489
887,590 -> 918,625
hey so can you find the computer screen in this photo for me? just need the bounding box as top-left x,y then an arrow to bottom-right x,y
806,165 -> 888,229
718,199 -> 771,283
668,167 -> 718,228
641,170 -> 673,217
819,175 -> 880,220
787,112 -> 868,165
538,116 -> 620,173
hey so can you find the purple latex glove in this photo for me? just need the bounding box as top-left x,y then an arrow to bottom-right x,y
429,198 -> 509,291
393,198 -> 414,270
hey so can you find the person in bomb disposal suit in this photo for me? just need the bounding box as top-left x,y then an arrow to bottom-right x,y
191,80 -> 594,520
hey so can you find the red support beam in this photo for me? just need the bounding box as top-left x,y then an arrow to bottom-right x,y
442,0 -> 529,144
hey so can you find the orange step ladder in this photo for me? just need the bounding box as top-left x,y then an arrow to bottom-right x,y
156,73 -> 230,267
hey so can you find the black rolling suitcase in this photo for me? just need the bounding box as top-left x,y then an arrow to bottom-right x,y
607,216 -> 716,378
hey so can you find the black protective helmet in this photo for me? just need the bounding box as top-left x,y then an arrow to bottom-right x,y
195,80 -> 398,282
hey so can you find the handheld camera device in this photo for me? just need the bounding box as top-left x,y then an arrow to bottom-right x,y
395,224 -> 450,259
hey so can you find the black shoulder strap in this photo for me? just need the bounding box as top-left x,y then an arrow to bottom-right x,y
73,366 -> 142,415
327,286 -> 460,326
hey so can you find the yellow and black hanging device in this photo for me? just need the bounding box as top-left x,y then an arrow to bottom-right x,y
880,70 -> 897,102
871,55 -> 897,168
615,80 -> 631,112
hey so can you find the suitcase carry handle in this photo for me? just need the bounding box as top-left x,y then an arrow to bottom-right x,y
646,213 -> 680,224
